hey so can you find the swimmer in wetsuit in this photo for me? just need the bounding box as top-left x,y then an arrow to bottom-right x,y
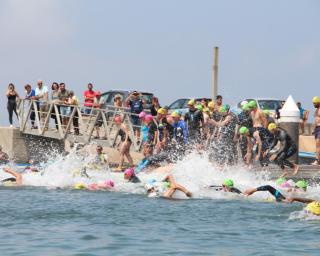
266,123 -> 299,176
245,185 -> 286,202
209,179 -> 242,194
145,175 -> 192,199
1,168 -> 22,186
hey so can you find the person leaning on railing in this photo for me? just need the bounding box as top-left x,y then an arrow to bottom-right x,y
51,82 -> 60,130
34,79 -> 49,129
24,84 -> 37,129
68,90 -> 80,135
57,83 -> 70,130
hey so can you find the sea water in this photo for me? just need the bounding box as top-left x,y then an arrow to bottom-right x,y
0,149 -> 320,255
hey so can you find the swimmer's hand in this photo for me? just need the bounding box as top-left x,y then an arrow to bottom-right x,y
244,188 -> 257,196
285,198 -> 294,203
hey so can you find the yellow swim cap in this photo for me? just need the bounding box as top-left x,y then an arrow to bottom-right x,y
306,201 -> 320,216
157,108 -> 166,115
171,111 -> 179,118
208,101 -> 215,109
188,99 -> 195,106
74,183 -> 86,190
203,108 -> 210,113
268,123 -> 277,131
312,96 -> 320,104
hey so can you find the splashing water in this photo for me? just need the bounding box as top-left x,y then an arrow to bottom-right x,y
1,145 -> 320,204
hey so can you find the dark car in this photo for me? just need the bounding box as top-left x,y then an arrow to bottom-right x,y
168,98 -> 212,115
100,90 -> 154,111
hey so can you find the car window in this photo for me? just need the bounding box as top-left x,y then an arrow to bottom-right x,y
101,93 -> 112,105
182,99 -> 189,108
258,100 -> 281,110
170,99 -> 185,109
141,94 -> 153,104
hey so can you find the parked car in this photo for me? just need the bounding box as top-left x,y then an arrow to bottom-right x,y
100,90 -> 154,111
236,98 -> 283,115
168,98 -> 212,115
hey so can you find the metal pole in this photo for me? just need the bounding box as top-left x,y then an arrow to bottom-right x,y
212,47 -> 219,101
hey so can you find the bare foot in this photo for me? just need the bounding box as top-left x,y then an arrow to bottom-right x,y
292,164 -> 299,175
186,191 -> 192,197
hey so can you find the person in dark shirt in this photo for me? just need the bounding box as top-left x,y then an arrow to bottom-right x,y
144,114 -> 158,145
237,103 -> 253,160
266,123 -> 299,176
184,99 -> 204,145
150,96 -> 161,116
125,91 -> 144,143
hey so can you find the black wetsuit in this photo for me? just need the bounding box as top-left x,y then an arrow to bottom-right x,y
118,128 -> 132,143
256,185 -> 286,202
237,111 -> 253,159
184,109 -> 203,143
211,186 -> 242,194
269,128 -> 297,170
249,127 -> 274,166
146,121 -> 158,144
129,176 -> 141,183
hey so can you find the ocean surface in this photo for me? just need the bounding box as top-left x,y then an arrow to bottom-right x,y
1,187 -> 320,256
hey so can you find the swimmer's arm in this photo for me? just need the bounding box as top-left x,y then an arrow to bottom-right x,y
286,197 -> 314,204
4,168 -> 22,185
220,115 -> 232,126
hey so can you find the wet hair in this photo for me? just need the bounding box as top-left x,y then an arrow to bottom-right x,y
51,82 -> 59,90
8,83 -> 15,90
216,95 -> 223,100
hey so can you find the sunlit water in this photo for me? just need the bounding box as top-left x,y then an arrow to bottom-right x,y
1,148 -> 320,255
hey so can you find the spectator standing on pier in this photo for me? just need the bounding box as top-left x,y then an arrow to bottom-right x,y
83,83 -> 95,115
6,83 -> 19,128
150,97 -> 161,116
51,82 -> 60,130
125,91 -> 144,144
24,84 -> 36,129
68,90 -> 80,135
34,79 -> 49,129
93,91 -> 105,139
114,94 -> 123,108
297,102 -> 309,135
312,96 -> 320,166
57,83 -> 70,130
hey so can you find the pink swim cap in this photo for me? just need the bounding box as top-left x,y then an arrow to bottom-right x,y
104,179 -> 114,188
114,115 -> 122,123
124,168 -> 135,178
139,111 -> 146,119
88,183 -> 98,190
145,115 -> 153,122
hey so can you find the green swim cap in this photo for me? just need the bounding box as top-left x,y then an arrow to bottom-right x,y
275,177 -> 286,185
248,100 -> 257,108
196,104 -> 203,111
296,180 -> 308,190
263,110 -> 270,116
163,181 -> 171,189
242,104 -> 250,111
219,104 -> 230,113
239,126 -> 249,135
223,179 -> 234,188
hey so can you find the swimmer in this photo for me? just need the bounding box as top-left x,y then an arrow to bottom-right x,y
266,123 -> 299,176
74,179 -> 114,190
145,175 -> 192,199
286,198 -> 320,216
209,179 -> 242,194
124,168 -> 141,183
92,145 -> 109,168
1,167 -> 22,186
248,100 -> 268,128
245,185 -> 287,202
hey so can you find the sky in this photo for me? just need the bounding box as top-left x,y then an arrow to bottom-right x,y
0,0 -> 319,125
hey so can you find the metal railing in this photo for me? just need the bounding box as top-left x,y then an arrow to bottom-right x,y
16,99 -> 144,151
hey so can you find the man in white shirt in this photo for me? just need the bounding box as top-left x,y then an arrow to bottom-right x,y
34,79 -> 49,129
